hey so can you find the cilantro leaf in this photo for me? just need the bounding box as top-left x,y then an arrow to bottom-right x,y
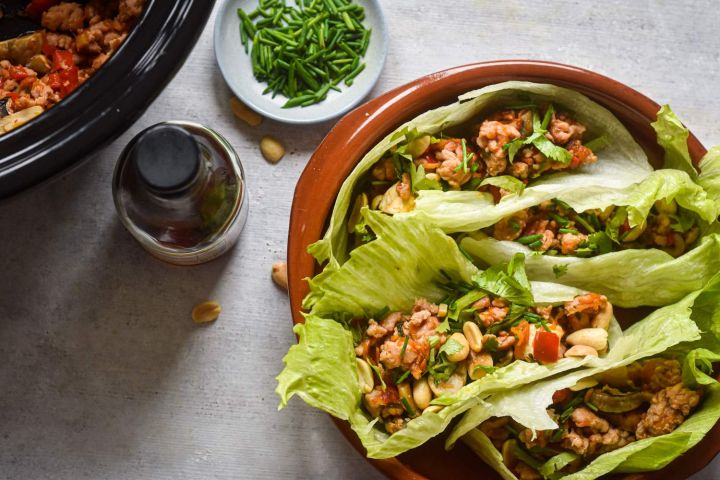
605,206 -> 628,243
480,175 -> 526,195
472,253 -> 534,308
438,338 -> 464,357
552,264 -> 569,279
587,231 -> 614,254
409,162 -> 442,193
435,318 -> 450,333
533,135 -> 573,164
502,104 -> 572,164
670,210 -> 696,233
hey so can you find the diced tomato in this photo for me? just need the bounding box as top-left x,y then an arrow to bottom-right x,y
533,330 -> 560,364
52,50 -> 75,72
511,321 -> 530,359
26,0 -> 61,17
9,66 -> 30,81
42,42 -> 56,58
552,388 -> 571,405
46,73 -> 62,91
58,66 -> 79,97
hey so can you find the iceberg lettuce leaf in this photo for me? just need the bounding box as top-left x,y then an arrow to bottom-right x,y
451,277 -> 720,479
651,104 -> 698,178
281,212 -> 621,459
414,166 -> 718,234
311,81 -> 653,265
460,232 -> 720,307
446,288 -> 702,448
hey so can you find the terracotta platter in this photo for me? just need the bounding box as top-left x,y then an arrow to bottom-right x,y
287,60 -> 716,479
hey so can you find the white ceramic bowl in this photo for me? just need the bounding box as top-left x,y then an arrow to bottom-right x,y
214,0 -> 389,124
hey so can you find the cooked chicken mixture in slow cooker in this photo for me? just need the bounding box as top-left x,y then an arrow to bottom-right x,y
0,0 -> 145,134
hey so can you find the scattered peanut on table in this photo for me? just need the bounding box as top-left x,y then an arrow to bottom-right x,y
192,301 -> 222,324
230,97 -> 263,127
272,261 -> 288,290
260,136 -> 286,163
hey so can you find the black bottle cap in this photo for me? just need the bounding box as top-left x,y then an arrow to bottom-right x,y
131,124 -> 200,194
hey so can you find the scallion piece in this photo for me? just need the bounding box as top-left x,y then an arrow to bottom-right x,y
237,1 -> 371,107
517,234 -> 543,245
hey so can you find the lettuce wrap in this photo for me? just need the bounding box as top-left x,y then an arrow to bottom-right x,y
446,273 -> 720,479
309,81 -> 654,270
279,210 -> 624,459
458,107 -> 720,307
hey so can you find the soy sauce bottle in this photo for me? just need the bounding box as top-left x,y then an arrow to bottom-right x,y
113,121 -> 248,265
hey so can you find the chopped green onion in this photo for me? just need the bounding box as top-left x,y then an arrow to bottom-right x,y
400,336 -> 409,360
549,213 -> 569,227
517,234 -> 543,245
237,1 -> 371,107
574,215 -> 596,233
400,397 -> 416,417
395,369 -> 411,384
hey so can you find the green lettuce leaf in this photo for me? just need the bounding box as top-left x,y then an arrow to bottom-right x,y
310,81 -> 653,266
651,104 -> 698,178
281,211 -> 620,459
446,286 -> 703,449
460,232 -> 720,307
308,210 -> 586,317
450,277 -> 720,479
414,166 -> 718,234
651,104 -> 720,212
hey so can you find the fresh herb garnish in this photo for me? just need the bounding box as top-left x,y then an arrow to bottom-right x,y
399,336 -> 409,360
479,175 -> 526,195
574,214 -> 596,233
401,397 -> 416,417
395,369 -> 411,385
552,264 -> 569,279
558,395 -> 584,422
366,359 -> 386,390
503,104 -> 573,164
438,338 -> 464,357
238,1 -> 371,108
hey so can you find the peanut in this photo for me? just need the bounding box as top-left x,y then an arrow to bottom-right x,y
463,322 -> 483,352
564,345 -> 599,358
271,261 -> 288,290
566,328 -> 608,352
591,300 -> 613,330
446,332 -> 470,362
230,96 -> 263,126
192,301 -> 221,324
356,358 -> 374,394
412,377 -> 432,410
260,135 -> 286,163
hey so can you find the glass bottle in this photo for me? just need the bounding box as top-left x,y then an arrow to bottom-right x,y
113,121 -> 248,265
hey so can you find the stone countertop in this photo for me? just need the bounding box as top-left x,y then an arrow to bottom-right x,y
1,1 -> 718,478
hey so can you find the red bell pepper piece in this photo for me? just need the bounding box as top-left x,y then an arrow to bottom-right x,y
533,330 -> 560,364
52,50 -> 75,72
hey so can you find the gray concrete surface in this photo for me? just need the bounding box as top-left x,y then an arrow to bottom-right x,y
1,1 -> 719,479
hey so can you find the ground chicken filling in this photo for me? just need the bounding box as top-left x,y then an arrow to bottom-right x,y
354,293 -> 612,434
489,198 -> 699,258
0,0 -> 144,133
481,358 -> 703,479
358,106 -> 598,218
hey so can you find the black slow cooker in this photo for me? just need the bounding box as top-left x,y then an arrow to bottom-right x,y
0,0 -> 215,198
